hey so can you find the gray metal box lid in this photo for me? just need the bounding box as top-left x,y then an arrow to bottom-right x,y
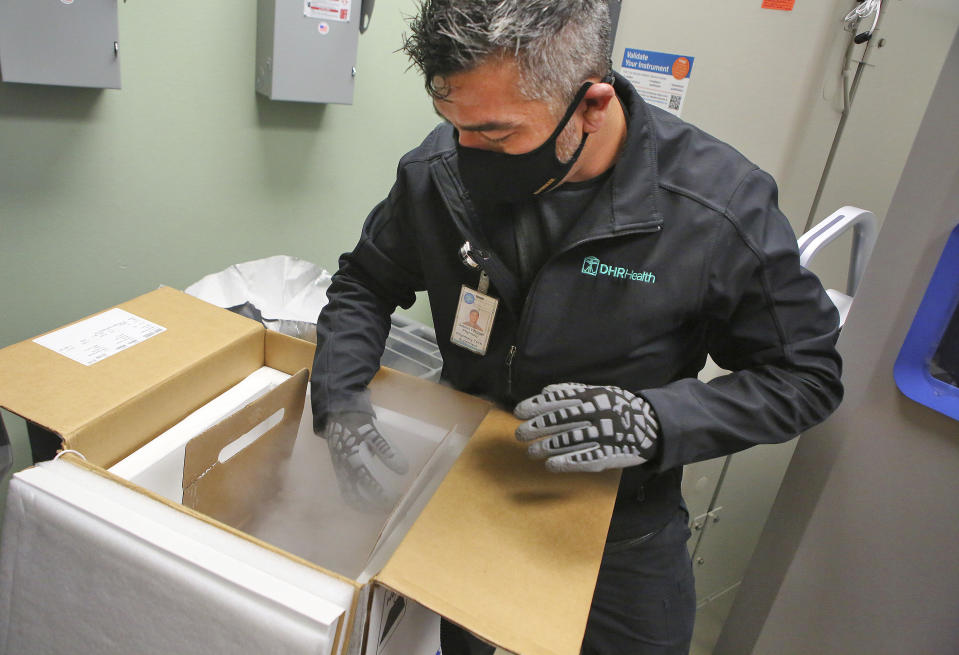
0,0 -> 121,89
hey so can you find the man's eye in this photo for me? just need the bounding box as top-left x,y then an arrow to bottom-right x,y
483,133 -> 511,143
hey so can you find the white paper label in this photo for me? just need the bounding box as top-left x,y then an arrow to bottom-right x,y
33,308 -> 166,366
304,0 -> 351,22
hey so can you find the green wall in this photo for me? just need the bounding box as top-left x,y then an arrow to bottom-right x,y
0,1 -> 436,493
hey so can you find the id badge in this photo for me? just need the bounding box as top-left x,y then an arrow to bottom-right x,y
450,285 -> 499,355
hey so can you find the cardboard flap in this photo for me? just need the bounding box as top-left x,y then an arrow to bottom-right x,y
182,369 -> 309,529
0,287 -> 265,464
264,329 -> 317,376
375,409 -> 620,655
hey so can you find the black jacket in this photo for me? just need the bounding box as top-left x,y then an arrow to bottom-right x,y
312,74 -> 843,539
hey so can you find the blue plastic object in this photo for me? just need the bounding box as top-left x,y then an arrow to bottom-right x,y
893,223 -> 959,422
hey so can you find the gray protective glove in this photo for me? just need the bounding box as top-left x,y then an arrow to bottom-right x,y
323,412 -> 409,511
514,383 -> 660,473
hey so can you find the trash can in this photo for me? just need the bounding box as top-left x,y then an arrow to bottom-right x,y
186,256 -> 443,382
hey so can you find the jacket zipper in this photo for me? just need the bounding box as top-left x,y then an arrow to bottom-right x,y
505,224 -> 663,398
506,345 -> 517,396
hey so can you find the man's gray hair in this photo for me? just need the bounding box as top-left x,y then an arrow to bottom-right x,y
402,0 -> 611,108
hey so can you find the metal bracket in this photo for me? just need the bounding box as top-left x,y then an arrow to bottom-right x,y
692,506 -> 724,531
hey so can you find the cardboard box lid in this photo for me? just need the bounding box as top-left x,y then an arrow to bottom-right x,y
0,287 -> 265,463
376,409 -> 621,655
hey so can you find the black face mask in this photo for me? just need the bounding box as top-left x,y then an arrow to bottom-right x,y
455,81 -> 594,205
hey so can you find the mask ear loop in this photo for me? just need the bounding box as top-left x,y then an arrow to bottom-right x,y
532,81 -> 596,195
544,81 -> 595,143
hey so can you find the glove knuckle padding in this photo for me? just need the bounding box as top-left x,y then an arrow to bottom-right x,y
325,414 -> 402,510
513,382 -> 585,419
529,431 -> 595,458
367,430 -> 410,475
515,383 -> 661,472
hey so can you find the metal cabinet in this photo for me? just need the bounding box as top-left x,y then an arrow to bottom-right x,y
256,0 -> 371,104
0,0 -> 121,89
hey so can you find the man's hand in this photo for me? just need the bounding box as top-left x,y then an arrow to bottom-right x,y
514,383 -> 660,473
322,412 -> 409,511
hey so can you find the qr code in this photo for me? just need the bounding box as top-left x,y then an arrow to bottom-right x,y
668,95 -> 682,110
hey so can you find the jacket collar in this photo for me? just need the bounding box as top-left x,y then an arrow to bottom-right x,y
484,72 -> 664,249
608,72 -> 664,230
569,71 -> 664,241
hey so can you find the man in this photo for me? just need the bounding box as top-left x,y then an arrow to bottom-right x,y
312,1 -> 843,653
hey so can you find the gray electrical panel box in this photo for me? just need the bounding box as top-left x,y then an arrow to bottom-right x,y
0,0 -> 121,89
256,0 -> 366,104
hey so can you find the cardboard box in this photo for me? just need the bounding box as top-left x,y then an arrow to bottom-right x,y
0,287 -> 619,655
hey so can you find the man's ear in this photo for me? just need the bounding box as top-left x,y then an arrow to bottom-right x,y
581,83 -> 616,134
